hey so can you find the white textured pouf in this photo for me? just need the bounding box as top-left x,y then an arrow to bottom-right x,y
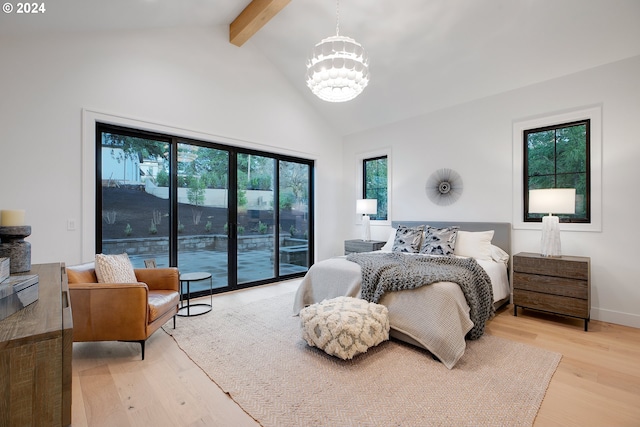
299,296 -> 390,360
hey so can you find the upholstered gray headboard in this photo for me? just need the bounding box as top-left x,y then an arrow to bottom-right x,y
391,221 -> 512,256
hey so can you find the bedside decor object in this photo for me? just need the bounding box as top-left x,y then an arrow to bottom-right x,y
425,168 -> 463,206
305,0 -> 370,102
513,252 -> 590,331
356,198 -> 377,241
529,188 -> 576,257
0,225 -> 32,273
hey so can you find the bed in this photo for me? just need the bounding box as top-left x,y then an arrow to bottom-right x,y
293,221 -> 511,369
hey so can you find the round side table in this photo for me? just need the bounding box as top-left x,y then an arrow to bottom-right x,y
178,272 -> 213,317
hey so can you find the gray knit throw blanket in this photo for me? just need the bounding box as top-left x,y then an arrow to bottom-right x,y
346,252 -> 495,340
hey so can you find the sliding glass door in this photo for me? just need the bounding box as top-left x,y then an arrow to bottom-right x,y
96,123 -> 313,295
279,161 -> 311,274
236,154 -> 277,283
98,128 -> 172,269
176,142 -> 230,292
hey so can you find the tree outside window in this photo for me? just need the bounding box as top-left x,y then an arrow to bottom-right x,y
524,120 -> 590,223
363,156 -> 388,221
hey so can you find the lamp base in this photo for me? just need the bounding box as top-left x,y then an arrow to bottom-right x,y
540,215 -> 561,257
361,215 -> 371,241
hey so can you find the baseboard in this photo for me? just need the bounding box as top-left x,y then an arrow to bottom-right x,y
591,307 -> 640,329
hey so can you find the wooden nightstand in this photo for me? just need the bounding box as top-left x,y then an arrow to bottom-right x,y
513,252 -> 590,331
344,239 -> 385,255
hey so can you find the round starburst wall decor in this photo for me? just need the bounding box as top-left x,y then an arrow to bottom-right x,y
425,168 -> 463,206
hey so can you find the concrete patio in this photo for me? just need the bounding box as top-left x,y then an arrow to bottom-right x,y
129,249 -> 308,294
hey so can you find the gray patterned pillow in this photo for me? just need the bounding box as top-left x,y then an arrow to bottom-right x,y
392,225 -> 424,253
420,225 -> 459,256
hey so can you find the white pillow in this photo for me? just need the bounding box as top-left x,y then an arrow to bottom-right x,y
453,230 -> 494,261
95,253 -> 137,283
490,244 -> 510,265
380,228 -> 397,252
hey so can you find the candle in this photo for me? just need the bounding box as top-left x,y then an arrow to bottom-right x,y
1,210 -> 26,226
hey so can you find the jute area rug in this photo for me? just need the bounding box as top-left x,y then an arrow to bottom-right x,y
164,292 -> 561,427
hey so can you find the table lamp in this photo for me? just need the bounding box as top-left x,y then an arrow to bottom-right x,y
528,188 -> 576,257
356,199 -> 377,241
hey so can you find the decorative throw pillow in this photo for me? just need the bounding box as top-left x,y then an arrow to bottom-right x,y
420,225 -> 459,255
94,253 -> 137,283
300,296 -> 389,360
392,225 -> 424,253
453,230 -> 494,261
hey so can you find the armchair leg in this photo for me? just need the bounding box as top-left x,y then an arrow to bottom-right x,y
173,314 -> 176,329
139,340 -> 145,360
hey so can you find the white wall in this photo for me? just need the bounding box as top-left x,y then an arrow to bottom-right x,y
0,26 -> 343,265
2,24 -> 638,328
343,55 -> 640,328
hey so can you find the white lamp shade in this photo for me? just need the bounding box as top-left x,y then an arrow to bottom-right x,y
529,189 -> 576,215
356,199 -> 377,215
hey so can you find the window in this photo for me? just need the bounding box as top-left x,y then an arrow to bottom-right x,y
363,156 -> 388,220
512,105 -> 601,232
95,122 -> 313,296
524,120 -> 590,223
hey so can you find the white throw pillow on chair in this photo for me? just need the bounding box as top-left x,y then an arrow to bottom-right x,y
95,253 -> 137,283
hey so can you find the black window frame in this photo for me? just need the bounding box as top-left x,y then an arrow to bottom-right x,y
362,155 -> 388,221
95,122 -> 314,293
523,119 -> 591,223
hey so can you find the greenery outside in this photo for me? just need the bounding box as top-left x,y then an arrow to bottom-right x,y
101,134 -> 310,238
364,156 -> 388,220
525,120 -> 589,222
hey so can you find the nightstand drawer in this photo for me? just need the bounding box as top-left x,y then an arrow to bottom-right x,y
513,289 -> 589,318
513,272 -> 588,299
513,254 -> 589,280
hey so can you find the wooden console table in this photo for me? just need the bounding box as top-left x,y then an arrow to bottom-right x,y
0,263 -> 73,426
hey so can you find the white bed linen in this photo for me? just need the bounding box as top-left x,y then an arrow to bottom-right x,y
293,253 -> 508,369
475,258 -> 510,303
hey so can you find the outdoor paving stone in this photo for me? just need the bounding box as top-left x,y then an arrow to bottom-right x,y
129,249 -> 307,294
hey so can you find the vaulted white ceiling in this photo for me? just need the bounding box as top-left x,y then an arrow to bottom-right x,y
3,0 -> 639,136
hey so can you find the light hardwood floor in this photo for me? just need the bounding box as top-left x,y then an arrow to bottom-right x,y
71,279 -> 640,427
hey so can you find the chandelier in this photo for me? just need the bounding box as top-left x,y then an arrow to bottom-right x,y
305,0 -> 370,102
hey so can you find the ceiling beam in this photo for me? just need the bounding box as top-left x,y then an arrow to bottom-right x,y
230,0 -> 291,47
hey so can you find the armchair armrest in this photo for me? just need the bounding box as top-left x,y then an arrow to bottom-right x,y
134,267 -> 180,292
68,282 -> 149,341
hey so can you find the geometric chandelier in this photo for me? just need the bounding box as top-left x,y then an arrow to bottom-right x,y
305,0 -> 370,102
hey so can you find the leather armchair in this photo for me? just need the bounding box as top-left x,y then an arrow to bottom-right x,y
66,263 -> 180,360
